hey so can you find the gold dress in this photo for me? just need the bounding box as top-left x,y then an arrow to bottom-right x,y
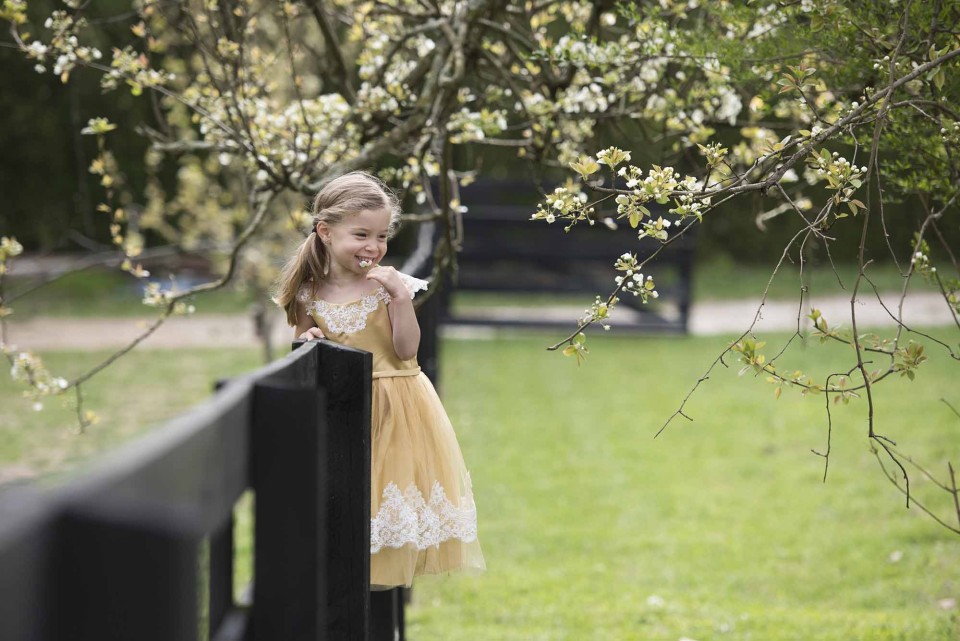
300,273 -> 485,589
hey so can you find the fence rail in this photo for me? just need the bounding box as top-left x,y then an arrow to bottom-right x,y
443,178 -> 696,333
0,339 -> 373,641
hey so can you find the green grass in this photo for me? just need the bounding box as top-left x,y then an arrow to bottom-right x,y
410,331 -> 960,640
691,256 -> 937,302
0,347 -> 262,482
1,333 -> 957,639
3,267 -> 259,318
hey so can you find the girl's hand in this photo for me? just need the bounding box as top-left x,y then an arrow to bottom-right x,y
366,265 -> 407,300
299,327 -> 325,340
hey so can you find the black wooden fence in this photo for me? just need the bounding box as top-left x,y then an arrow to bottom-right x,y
0,339 -> 383,641
443,179 -> 696,333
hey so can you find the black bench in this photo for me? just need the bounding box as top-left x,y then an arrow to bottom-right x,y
439,179 -> 696,333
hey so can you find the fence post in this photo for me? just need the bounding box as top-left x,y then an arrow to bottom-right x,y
250,381 -> 328,641
313,341 -> 373,640
207,515 -> 235,635
416,283 -> 443,386
208,379 -> 236,637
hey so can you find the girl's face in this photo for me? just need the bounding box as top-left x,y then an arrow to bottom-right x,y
317,207 -> 391,277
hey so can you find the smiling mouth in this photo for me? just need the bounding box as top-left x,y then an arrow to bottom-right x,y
357,257 -> 376,268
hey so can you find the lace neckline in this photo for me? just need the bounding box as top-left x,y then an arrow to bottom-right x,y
306,288 -> 391,335
317,285 -> 387,306
299,272 -> 429,335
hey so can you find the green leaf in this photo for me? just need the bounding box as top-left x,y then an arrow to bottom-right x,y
569,156 -> 600,178
80,117 -> 118,136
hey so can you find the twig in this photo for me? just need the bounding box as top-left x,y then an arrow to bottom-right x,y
942,399 -> 960,420
71,191 -> 276,389
873,447 -> 960,535
950,462 -> 960,531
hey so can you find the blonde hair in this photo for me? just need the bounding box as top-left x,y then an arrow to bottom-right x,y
274,171 -> 402,326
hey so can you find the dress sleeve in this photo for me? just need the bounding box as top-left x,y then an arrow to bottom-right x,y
296,283 -> 314,303
395,272 -> 430,300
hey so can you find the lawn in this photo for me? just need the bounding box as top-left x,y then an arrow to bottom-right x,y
0,348 -> 263,482
1,330 -> 957,640
3,267 -> 260,319
413,330 -> 959,640
690,257 -> 937,302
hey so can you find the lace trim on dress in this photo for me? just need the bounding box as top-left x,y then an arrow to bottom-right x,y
306,288 -> 390,335
301,273 -> 429,334
370,478 -> 478,553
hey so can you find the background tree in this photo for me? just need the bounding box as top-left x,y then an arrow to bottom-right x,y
1,0 -> 958,531
527,0 -> 960,534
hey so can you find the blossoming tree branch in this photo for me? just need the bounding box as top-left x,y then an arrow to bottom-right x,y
2,0 -> 521,425
1,0 -> 958,531
527,1 -> 960,533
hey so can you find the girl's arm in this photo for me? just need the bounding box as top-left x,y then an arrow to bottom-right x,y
385,293 -> 421,360
367,267 -> 420,360
294,299 -> 324,339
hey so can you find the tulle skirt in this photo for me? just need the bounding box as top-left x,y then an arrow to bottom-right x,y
370,371 -> 485,589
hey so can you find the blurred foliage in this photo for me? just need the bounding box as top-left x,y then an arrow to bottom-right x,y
0,0 -> 154,250
2,1 -> 955,263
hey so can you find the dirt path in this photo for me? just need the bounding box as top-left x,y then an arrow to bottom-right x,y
5,313 -> 280,351
3,291 -> 954,351
688,290 -> 955,336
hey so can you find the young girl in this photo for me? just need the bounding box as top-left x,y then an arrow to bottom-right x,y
274,171 -> 484,589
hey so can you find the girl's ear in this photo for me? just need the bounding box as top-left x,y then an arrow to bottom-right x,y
316,222 -> 331,245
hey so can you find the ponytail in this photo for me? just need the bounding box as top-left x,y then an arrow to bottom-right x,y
273,230 -> 328,327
